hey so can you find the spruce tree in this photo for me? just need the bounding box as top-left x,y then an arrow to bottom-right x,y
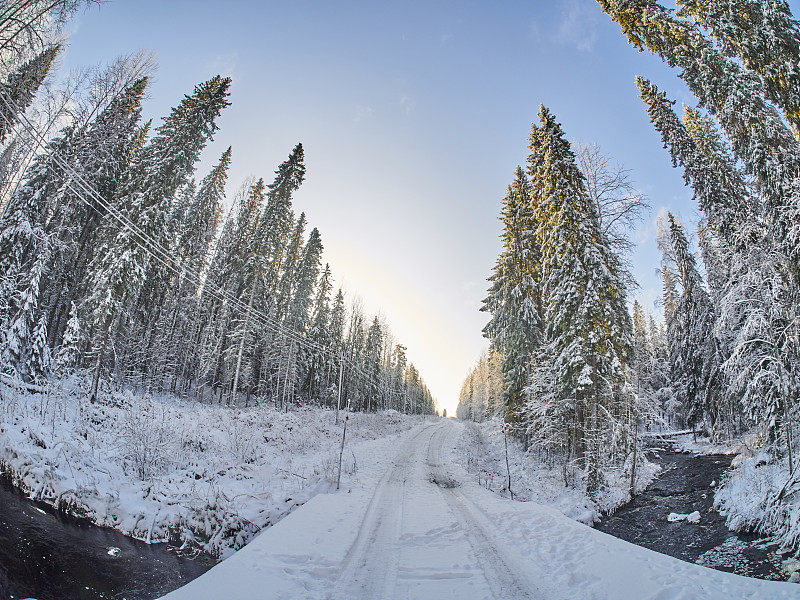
598,0 -> 800,266
275,213 -> 307,323
636,77 -> 755,248
286,227 -> 323,334
677,0 -> 800,135
664,213 -> 724,433
481,166 -> 542,413
528,105 -> 632,498
86,75 -> 231,401
0,44 -> 60,143
364,316 -> 383,411
303,263 -> 333,401
259,143 -> 305,293
55,301 -> 80,373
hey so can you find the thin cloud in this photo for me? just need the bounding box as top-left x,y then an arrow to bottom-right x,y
554,0 -> 599,52
399,94 -> 416,114
208,52 -> 239,81
354,105 -> 374,122
528,19 -> 543,44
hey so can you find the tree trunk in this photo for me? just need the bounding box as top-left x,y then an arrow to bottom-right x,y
89,316 -> 112,403
231,282 -> 256,406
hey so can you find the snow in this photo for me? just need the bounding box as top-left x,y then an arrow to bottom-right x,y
668,511 -> 701,523
3,379 -> 798,598
451,418 -> 661,523
670,430 -> 800,553
0,374 -> 426,557
160,420 -> 797,599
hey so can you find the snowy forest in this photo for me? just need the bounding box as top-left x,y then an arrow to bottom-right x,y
0,2 -> 435,416
460,0 -> 800,553
5,0 -> 800,594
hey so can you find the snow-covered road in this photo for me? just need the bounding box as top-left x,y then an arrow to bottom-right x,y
160,420 -> 798,599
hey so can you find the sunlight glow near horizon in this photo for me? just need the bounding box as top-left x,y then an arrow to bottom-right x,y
61,0 -> 798,417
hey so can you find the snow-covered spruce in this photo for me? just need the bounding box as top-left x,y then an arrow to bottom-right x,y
0,373 -> 424,558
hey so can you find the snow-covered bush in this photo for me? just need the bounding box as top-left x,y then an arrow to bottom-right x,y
454,417 -> 659,524
715,441 -> 800,553
117,396 -> 172,480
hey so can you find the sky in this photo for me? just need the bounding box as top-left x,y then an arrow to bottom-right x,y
57,0 -> 796,416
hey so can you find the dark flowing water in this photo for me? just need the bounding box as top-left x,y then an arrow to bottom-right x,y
0,481 -> 214,600
595,446 -> 786,580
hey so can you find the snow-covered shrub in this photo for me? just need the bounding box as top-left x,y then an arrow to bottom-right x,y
455,418 -> 659,523
1,379 -> 425,558
715,443 -> 800,552
117,396 -> 172,480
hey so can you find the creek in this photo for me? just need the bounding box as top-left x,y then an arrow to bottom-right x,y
595,443 -> 786,581
0,481 -> 213,600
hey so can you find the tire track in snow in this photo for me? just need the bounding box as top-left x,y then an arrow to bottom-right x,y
330,423 -> 435,599
427,423 -> 556,600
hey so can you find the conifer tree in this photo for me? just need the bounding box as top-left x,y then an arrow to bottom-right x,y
482,166 -> 542,413
598,0 -> 800,266
276,213 -> 307,322
55,301 -> 80,373
258,143 -> 305,293
636,78 -> 755,247
303,263 -> 332,400
664,213 -> 724,433
677,0 -> 800,135
0,44 -> 59,143
632,300 -> 650,397
178,147 -> 231,274
364,316 -> 383,411
0,1 -> 88,74
45,77 -> 148,343
286,227 -> 323,333
527,105 -> 632,498
86,75 -> 231,401
26,309 -> 49,378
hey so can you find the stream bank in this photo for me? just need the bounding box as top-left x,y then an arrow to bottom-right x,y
595,444 -> 790,581
0,480 -> 214,600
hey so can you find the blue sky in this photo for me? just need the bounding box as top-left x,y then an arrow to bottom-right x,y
60,0 -> 794,415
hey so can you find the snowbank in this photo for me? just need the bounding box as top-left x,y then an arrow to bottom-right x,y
452,418 -> 660,524
0,373 -> 426,557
